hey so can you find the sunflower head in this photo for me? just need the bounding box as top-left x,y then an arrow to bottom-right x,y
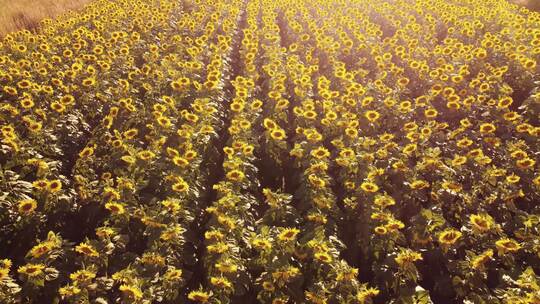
438,229 -> 462,246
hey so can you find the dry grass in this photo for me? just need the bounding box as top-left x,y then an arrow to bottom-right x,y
512,0 -> 540,11
0,0 -> 91,36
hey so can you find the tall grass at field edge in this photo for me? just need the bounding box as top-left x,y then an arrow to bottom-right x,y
0,0 -> 91,36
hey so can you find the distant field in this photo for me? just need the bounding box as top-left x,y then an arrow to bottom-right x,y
513,0 -> 540,11
0,0 -> 90,35
0,0 -> 537,36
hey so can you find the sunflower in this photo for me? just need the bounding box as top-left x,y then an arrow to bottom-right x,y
164,268 -> 183,281
345,127 -> 358,138
533,176 -> 540,187
28,241 -> 55,258
374,226 -> 388,235
516,158 -> 535,169
446,101 -> 461,110
75,242 -> 99,257
395,249 -> 423,268
495,238 -> 521,255
397,77 -> 409,87
456,138 -> 473,148
18,263 -> 45,277
78,147 -> 94,158
263,118 -> 278,130
137,150 -> 156,161
226,169 -> 245,182
471,249 -> 493,270
3,86 -> 18,96
184,150 -> 198,160
270,128 -> 286,140
479,123 -> 496,134
503,111 -> 520,121
157,116 -> 172,128
230,101 -> 244,112
215,261 -> 238,274
50,101 -> 66,113
497,96 -> 513,108
356,287 -> 380,302
510,149 -> 527,159
424,108 -> 438,118
96,227 -> 116,239
19,98 -> 34,109
364,110 -> 380,122
121,155 -> 136,164
0,267 -> 9,280
105,202 -> 125,215
251,99 -> 263,109
70,269 -> 96,283
119,284 -> 143,299
18,198 -> 37,214
251,238 -> 272,251
409,180 -> 429,190
272,266 -> 300,282
402,143 -> 417,155
336,267 -> 358,282
308,174 -> 326,188
272,297 -> 289,304
60,95 -> 75,105
470,214 -> 493,233
278,227 -> 300,242
171,77 -> 190,92
360,181 -> 379,193
173,156 -> 189,167
187,290 -> 211,302
210,276 -> 233,290
59,285 -> 81,297
451,155 -> 467,166
172,180 -> 189,193
262,281 -> 275,291
386,219 -> 405,231
303,110 -> 317,120
82,77 -> 96,87
438,229 -> 462,245
311,146 -> 330,159
47,180 -> 62,193
506,174 -> 520,184
314,251 -> 333,263
307,213 -> 327,224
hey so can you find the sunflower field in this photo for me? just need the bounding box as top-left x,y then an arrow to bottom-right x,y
0,0 -> 539,303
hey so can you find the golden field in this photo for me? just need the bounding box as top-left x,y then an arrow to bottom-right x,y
0,0 -> 539,303
0,0 -> 90,35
